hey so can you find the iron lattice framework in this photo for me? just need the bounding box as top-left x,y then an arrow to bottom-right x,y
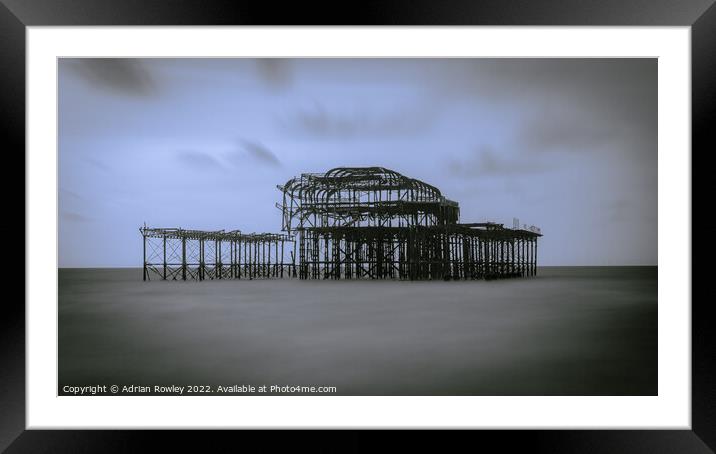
277,167 -> 460,232
278,167 -> 541,280
141,166 -> 542,281
140,228 -> 295,281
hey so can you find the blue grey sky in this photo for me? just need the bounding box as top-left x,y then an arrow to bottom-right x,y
58,58 -> 656,267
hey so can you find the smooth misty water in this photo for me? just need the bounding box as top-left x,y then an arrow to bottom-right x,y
58,267 -> 656,395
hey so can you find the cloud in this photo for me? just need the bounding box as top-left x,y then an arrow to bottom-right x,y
239,140 -> 282,168
175,150 -> 223,169
174,141 -> 282,171
62,58 -> 158,97
518,113 -> 619,153
438,59 -> 656,155
448,146 -> 547,178
445,59 -> 655,108
60,187 -> 85,201
283,102 -> 434,140
85,157 -> 112,172
61,210 -> 92,223
255,59 -> 292,91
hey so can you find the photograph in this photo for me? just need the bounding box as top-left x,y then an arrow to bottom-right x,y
58,57 -> 657,396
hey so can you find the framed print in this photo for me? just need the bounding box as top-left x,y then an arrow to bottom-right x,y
5,0 -> 712,451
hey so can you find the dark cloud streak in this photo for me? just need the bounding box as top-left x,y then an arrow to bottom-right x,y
60,187 -> 85,201
442,59 -> 657,156
285,103 -> 434,140
255,59 -> 292,91
61,210 -> 92,223
62,58 -> 158,97
175,150 -> 223,169
240,140 -> 282,168
519,115 -> 620,153
448,147 -> 548,178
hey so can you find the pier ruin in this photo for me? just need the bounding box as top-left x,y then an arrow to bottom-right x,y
141,167 -> 541,281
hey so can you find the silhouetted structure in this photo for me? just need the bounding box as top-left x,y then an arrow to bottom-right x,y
140,228 -> 295,281
141,167 -> 541,281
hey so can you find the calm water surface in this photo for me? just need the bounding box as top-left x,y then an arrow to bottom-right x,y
58,267 -> 657,395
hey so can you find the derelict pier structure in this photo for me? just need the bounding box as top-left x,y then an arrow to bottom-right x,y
140,228 -> 295,281
141,167 -> 541,281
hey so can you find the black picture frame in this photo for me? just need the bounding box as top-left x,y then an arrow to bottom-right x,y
4,0 -> 711,451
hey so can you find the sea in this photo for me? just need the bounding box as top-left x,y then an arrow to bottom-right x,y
58,267 -> 657,396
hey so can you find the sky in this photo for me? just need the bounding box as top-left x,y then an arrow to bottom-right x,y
58,58 -> 657,267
